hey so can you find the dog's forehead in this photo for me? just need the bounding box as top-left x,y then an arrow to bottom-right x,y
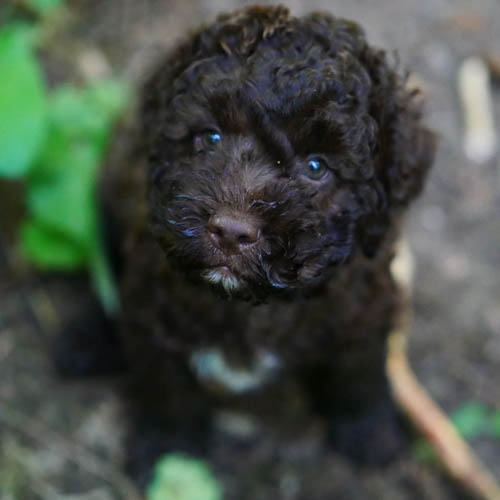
171,35 -> 362,116
165,38 -> 373,164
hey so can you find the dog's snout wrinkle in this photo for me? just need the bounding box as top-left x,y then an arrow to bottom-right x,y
207,213 -> 260,254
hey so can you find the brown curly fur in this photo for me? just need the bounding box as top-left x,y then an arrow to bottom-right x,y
100,5 -> 435,484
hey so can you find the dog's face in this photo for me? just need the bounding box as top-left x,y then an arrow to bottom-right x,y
146,9 -> 433,301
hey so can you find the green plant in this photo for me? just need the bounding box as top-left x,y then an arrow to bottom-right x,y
0,17 -> 130,313
450,402 -> 491,439
491,411 -> 500,438
147,454 -> 223,500
25,0 -> 64,16
412,401 -> 500,464
0,24 -> 46,178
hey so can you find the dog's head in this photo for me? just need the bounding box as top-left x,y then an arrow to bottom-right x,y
144,6 -> 435,301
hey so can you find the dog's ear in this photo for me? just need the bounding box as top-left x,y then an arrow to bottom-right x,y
357,110 -> 435,259
378,104 -> 436,209
356,49 -> 436,258
363,49 -> 436,209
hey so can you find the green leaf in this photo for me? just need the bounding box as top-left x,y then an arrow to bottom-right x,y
25,80 -> 130,257
26,141 -> 100,245
147,454 -> 222,500
89,236 -> 120,316
0,25 -> 47,178
46,86 -> 108,142
450,402 -> 490,439
85,79 -> 130,120
83,79 -> 131,153
491,411 -> 500,438
21,77 -> 129,312
20,219 -> 86,269
25,0 -> 64,16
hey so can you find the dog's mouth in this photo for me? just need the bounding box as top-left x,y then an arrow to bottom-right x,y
197,257 -> 293,301
160,222 -> 333,300
164,233 -> 338,302
201,265 -> 244,294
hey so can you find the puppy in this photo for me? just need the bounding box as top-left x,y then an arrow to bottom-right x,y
100,5 -> 435,484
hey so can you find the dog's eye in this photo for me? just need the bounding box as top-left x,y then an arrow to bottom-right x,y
305,158 -> 328,181
194,131 -> 222,153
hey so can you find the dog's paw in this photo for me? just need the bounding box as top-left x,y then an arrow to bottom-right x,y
328,402 -> 407,465
126,426 -> 210,487
53,313 -> 125,378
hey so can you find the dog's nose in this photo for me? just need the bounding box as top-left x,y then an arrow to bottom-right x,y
207,214 -> 260,253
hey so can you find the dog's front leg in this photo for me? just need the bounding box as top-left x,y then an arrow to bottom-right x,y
306,335 -> 406,464
123,343 -> 212,487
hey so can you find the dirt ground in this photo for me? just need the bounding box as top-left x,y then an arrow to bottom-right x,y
1,0 -> 499,499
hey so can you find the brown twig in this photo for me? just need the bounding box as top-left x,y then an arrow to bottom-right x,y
457,57 -> 497,164
386,294 -> 500,500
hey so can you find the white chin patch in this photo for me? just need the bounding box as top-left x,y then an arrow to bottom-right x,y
202,269 -> 242,294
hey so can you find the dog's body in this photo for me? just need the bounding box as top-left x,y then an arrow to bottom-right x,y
99,5 -> 435,483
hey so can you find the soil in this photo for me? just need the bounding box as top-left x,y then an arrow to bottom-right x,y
1,0 -> 499,499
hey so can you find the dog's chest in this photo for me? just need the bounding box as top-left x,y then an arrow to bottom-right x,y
183,297 -> 334,395
183,301 -> 286,394
189,346 -> 282,394
165,276 -> 353,393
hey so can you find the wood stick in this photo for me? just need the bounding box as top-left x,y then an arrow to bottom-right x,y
457,57 -> 497,164
386,272 -> 500,499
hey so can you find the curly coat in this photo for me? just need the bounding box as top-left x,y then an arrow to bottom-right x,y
102,5 -> 435,482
